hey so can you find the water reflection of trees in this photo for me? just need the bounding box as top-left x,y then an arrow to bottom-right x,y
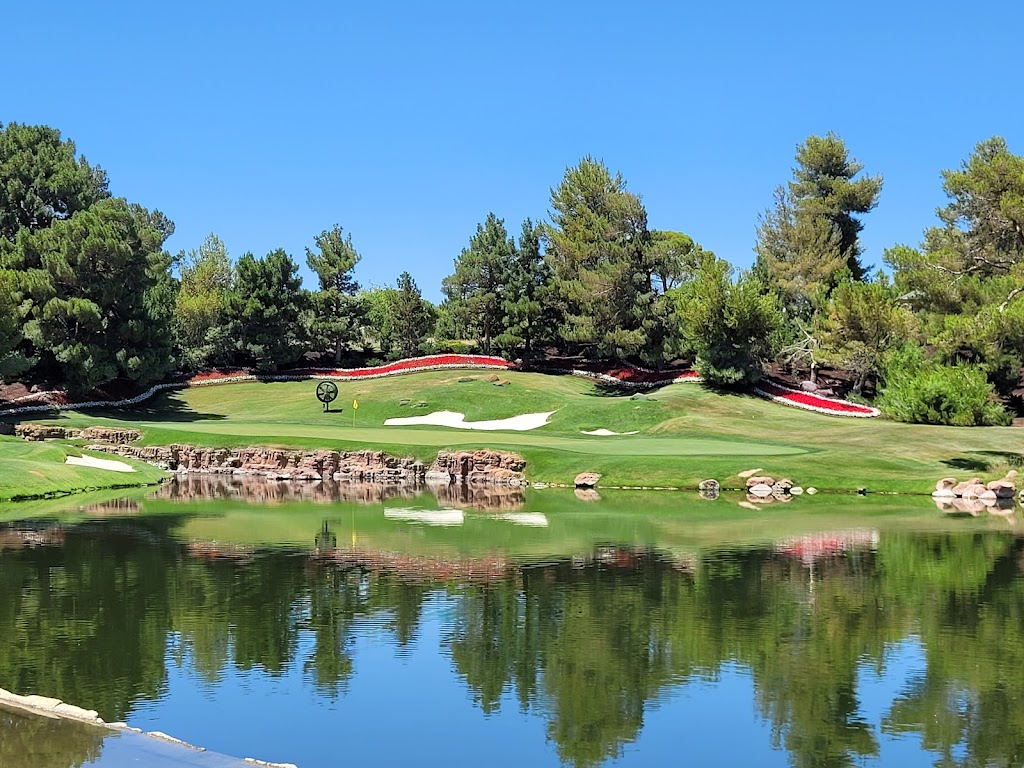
1,524 -> 1024,767
0,705 -> 107,768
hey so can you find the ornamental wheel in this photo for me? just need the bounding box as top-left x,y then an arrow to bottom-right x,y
316,381 -> 339,404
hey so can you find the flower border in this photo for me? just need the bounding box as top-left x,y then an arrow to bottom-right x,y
753,380 -> 880,418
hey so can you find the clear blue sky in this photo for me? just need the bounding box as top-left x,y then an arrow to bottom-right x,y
6,1 -> 1022,300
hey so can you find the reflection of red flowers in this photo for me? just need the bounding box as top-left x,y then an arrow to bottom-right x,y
756,381 -> 879,417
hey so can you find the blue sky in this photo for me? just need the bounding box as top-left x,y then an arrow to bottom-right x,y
6,1 -> 1023,300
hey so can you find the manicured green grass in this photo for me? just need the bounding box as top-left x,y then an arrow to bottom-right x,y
4,369 -> 1022,493
0,437 -> 168,501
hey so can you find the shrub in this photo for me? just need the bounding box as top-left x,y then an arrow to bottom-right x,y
880,352 -> 1011,426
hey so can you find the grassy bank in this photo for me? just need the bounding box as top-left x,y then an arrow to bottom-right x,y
0,438 -> 168,501
3,369 -> 1022,493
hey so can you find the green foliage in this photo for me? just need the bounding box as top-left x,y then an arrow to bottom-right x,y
0,269 -> 34,380
675,257 -> 782,387
14,198 -> 175,392
441,213 -> 514,351
174,233 -> 233,370
226,249 -> 307,371
887,137 -> 1024,404
818,277 -> 914,393
391,272 -> 434,358
788,132 -> 883,281
546,157 -> 662,360
495,219 -> 556,359
879,345 -> 1011,426
0,122 -> 109,241
305,224 -> 364,364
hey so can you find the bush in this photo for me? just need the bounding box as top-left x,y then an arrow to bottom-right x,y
880,357 -> 1011,426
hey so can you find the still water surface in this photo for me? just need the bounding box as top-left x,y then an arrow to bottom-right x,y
1,480 -> 1022,767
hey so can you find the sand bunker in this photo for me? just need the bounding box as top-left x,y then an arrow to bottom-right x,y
580,428 -> 639,436
383,508 -> 465,526
384,410 -> 554,431
65,454 -> 136,473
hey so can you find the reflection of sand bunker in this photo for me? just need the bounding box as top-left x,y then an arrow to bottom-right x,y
581,428 -> 638,436
384,410 -> 554,431
492,512 -> 548,527
383,508 -> 465,526
64,454 -> 135,473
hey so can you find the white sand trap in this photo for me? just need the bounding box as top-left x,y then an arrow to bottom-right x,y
495,512 -> 549,527
384,410 -> 554,431
65,454 -> 136,473
581,428 -> 639,436
384,508 -> 464,526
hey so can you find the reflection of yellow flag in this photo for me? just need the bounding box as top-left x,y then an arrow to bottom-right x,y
353,399 -> 359,410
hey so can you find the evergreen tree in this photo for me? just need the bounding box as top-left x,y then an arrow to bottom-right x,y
675,257 -> 782,387
545,157 -> 659,360
0,122 -> 109,241
174,234 -> 233,370
305,224 -> 364,364
441,213 -> 514,352
496,219 -> 556,359
226,249 -> 306,371
391,272 -> 433,359
15,198 -> 175,392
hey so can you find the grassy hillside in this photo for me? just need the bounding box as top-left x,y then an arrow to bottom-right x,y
0,437 -> 168,501
3,369 -> 1022,493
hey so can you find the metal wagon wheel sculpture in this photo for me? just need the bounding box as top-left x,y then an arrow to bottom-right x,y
316,381 -> 339,412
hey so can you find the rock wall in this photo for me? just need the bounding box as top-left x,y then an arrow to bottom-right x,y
16,424 -> 140,443
425,449 -> 526,485
88,444 -> 527,486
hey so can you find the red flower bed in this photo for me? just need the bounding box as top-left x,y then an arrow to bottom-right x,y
756,381 -> 879,416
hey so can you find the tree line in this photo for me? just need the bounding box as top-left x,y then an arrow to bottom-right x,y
1,122 -> 1022,424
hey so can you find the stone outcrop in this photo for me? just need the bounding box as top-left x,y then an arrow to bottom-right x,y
15,423 -> 140,443
426,449 -> 527,486
88,443 -> 527,486
15,423 -> 77,440
934,471 -> 1019,501
574,472 -> 601,488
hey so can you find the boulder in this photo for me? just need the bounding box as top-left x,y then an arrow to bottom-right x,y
574,472 -> 601,488
961,483 -> 988,499
987,480 -> 1017,499
79,427 -> 141,444
15,423 -> 80,441
745,492 -> 775,503
800,381 -> 818,392
790,486 -> 804,495
745,476 -> 775,488
772,478 -> 794,494
933,477 -> 958,497
951,477 -> 982,497
748,483 -> 773,497
805,487 -> 818,495
980,489 -> 999,501
698,479 -> 720,493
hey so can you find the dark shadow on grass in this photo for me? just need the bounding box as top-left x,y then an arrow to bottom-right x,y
942,451 -> 1024,473
76,390 -> 226,423
942,457 -> 991,472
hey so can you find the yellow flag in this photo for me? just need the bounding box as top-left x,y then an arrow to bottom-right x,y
352,399 -> 359,410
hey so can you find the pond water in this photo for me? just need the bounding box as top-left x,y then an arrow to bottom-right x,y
1,480 -> 1023,768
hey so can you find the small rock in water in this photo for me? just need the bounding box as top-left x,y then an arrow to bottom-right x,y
805,487 -> 818,495
790,487 -> 804,495
574,472 -> 601,488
